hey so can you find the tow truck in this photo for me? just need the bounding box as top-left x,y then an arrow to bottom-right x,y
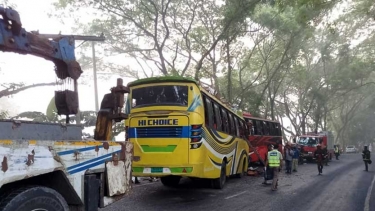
0,7 -> 132,211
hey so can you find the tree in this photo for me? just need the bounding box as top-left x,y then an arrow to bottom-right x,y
49,0 -> 375,145
0,110 -> 8,119
0,82 -> 56,99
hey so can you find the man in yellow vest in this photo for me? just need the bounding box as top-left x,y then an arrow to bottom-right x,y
265,144 -> 283,191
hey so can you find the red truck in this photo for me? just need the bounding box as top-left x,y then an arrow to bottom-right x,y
295,131 -> 334,162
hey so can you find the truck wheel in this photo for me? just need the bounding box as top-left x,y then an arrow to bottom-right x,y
236,158 -> 247,178
213,160 -> 227,189
0,186 -> 69,211
161,176 -> 181,187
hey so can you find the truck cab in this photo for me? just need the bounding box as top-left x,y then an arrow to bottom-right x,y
296,131 -> 334,162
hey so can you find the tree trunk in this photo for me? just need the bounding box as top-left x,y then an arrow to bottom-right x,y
301,114 -> 306,134
226,38 -> 232,102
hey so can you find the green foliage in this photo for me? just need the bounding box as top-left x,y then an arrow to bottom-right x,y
49,0 -> 375,146
0,110 -> 8,119
46,96 -> 59,122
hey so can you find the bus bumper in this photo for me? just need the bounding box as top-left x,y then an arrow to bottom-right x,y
132,163 -> 219,178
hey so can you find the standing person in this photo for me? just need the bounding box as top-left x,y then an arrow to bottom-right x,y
265,144 -> 283,191
263,144 -> 273,185
284,144 -> 293,174
334,145 -> 340,160
292,144 -> 300,172
362,146 -> 371,171
314,144 -> 327,175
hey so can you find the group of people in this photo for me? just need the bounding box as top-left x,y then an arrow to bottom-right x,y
263,143 -> 301,191
283,143 -> 300,173
264,142 -> 372,191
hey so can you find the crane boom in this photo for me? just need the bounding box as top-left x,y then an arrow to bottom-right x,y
0,6 -> 82,80
0,6 -> 105,122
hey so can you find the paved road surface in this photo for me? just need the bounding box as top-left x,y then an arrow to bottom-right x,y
101,154 -> 375,211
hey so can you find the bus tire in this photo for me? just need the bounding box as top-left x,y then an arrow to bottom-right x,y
213,160 -> 226,189
160,176 -> 181,187
236,158 -> 247,178
0,186 -> 69,211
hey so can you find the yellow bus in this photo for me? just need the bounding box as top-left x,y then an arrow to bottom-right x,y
125,76 -> 249,189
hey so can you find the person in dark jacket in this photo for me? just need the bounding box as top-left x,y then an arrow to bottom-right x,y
362,146 -> 371,171
314,144 -> 327,175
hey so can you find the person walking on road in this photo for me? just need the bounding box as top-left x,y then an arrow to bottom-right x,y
334,145 -> 340,160
314,144 -> 327,175
265,144 -> 283,191
362,146 -> 371,171
284,144 -> 293,174
263,144 -> 273,185
292,144 -> 300,172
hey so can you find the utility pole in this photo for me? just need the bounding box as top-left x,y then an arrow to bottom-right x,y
92,42 -> 99,112
37,33 -> 106,123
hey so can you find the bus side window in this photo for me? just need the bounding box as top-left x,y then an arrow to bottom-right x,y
252,120 -> 257,135
239,120 -> 245,139
263,121 -> 269,135
228,113 -> 235,136
234,117 -> 240,137
275,123 -> 281,136
213,103 -> 222,131
203,95 -> 213,128
220,108 -> 229,134
249,120 -> 256,135
255,120 -> 263,135
243,119 -> 250,137
269,122 -> 275,136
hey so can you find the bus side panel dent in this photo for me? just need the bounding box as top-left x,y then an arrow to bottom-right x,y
0,140 -> 64,188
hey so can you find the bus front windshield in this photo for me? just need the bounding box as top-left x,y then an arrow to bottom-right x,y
132,85 -> 188,108
298,137 -> 318,147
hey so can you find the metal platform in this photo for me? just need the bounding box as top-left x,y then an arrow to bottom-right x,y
0,119 -> 83,140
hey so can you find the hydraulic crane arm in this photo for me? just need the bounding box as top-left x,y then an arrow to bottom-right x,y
0,6 -> 104,122
94,78 -> 129,141
0,6 -> 82,80
0,6 -> 81,118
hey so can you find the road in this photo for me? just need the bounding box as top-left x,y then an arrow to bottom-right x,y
101,154 -> 375,211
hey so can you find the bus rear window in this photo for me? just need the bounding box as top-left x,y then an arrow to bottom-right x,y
132,85 -> 188,108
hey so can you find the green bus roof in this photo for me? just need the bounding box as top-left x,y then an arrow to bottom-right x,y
127,76 -> 198,87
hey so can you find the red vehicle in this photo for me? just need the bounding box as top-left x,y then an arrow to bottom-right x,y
296,131 -> 334,162
243,112 -> 283,167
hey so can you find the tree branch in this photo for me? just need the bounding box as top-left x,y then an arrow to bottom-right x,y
0,82 -> 56,98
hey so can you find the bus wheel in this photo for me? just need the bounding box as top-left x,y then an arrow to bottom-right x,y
236,158 -> 247,178
160,176 -> 181,187
0,186 -> 69,211
213,160 -> 226,189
